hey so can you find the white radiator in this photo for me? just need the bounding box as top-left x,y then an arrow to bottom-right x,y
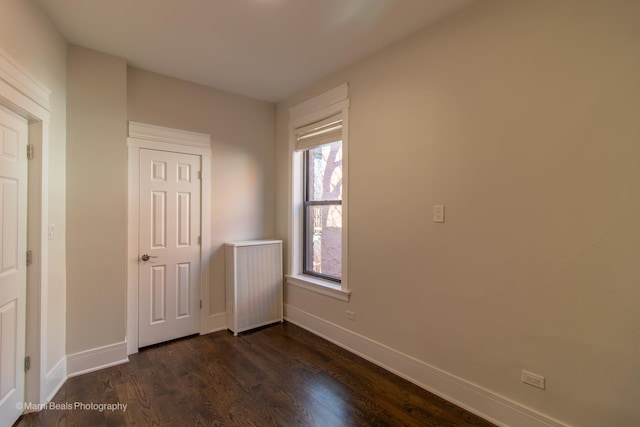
225,240 -> 283,335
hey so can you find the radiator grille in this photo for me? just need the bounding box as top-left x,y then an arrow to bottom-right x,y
225,241 -> 283,335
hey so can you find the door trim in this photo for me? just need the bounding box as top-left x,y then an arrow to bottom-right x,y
127,121 -> 211,354
0,48 -> 56,407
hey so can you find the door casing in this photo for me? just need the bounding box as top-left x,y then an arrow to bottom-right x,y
0,49 -> 59,407
127,121 -> 212,354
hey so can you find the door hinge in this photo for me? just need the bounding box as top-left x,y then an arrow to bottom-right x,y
197,236 -> 201,245
27,144 -> 34,160
200,300 -> 202,309
26,250 -> 32,266
24,356 -> 30,371
197,171 -> 202,180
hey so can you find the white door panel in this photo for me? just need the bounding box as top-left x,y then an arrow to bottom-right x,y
0,107 -> 27,426
139,149 -> 201,347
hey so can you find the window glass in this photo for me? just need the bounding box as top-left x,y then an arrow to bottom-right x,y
306,141 -> 342,201
305,205 -> 342,280
304,140 -> 342,281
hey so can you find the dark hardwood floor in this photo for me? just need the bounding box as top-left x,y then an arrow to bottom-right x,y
15,322 -> 496,427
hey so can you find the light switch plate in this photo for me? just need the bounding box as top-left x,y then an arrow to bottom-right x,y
433,205 -> 445,223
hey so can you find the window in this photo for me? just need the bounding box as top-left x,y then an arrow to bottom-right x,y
303,135 -> 342,282
287,84 -> 350,301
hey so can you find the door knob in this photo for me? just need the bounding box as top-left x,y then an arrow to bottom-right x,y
140,254 -> 158,261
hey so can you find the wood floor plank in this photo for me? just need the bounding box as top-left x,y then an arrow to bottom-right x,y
14,322 -> 496,427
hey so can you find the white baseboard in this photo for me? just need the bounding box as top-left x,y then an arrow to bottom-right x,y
284,304 -> 567,427
66,341 -> 129,378
44,357 -> 67,403
207,312 -> 227,333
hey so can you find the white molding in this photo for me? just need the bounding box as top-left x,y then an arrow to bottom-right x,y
289,83 -> 348,122
288,85 -> 350,295
207,312 -> 227,333
289,99 -> 350,131
286,275 -> 351,301
284,304 -> 568,427
128,121 -> 211,148
127,137 -> 211,158
0,48 -> 51,408
127,122 -> 212,355
22,356 -> 66,414
43,357 -> 66,403
0,48 -> 51,110
67,342 -> 129,378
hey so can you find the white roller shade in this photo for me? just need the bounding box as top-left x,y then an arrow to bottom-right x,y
295,113 -> 342,151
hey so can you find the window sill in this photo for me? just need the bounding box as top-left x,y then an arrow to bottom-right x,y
286,274 -> 351,302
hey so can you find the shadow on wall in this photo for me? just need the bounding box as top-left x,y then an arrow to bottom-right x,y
209,141 -> 271,314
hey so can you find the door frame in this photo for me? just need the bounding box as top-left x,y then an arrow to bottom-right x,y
0,49 -> 54,406
127,121 -> 211,355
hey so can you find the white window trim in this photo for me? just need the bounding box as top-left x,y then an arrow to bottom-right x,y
287,84 -> 350,301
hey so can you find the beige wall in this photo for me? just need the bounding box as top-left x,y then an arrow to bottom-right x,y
275,0 -> 640,425
65,54 -> 275,352
0,0 -> 67,376
127,67 -> 276,315
5,0 -> 637,423
66,46 -> 128,354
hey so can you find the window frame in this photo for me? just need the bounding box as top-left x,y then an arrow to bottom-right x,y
287,84 -> 350,301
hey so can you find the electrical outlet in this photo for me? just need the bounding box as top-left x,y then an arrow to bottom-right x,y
522,370 -> 545,390
346,310 -> 356,321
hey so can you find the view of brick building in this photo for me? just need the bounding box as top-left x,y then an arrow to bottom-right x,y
306,140 -> 342,280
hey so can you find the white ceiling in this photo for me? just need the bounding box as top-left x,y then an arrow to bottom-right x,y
36,0 -> 473,102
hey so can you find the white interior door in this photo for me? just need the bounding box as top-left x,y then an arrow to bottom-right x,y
0,107 -> 28,426
139,149 -> 201,347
